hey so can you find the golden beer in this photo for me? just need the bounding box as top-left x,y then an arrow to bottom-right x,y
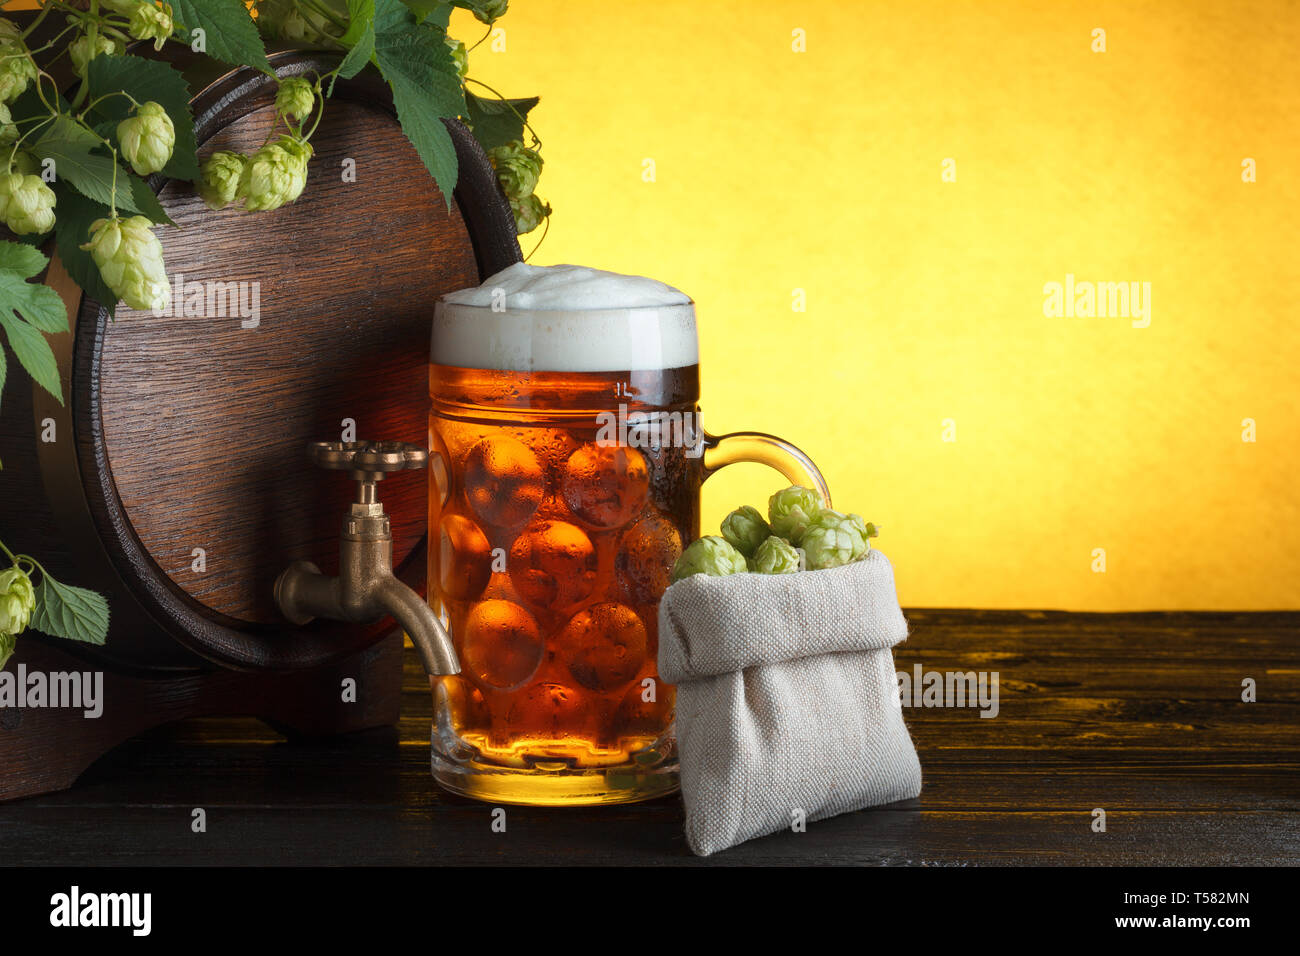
429,361 -> 698,805
428,266 -> 826,805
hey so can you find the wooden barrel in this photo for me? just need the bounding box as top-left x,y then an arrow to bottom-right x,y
0,50 -> 520,672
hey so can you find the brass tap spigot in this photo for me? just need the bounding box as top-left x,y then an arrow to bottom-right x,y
274,440 -> 460,677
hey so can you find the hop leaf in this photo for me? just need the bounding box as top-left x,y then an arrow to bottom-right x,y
720,505 -> 770,558
274,76 -> 315,122
80,215 -> 170,312
117,101 -> 175,176
0,240 -> 67,406
85,53 -> 201,182
473,0 -> 509,24
197,150 -> 246,210
164,0 -> 269,72
371,0 -> 466,209
0,172 -> 56,235
767,485 -> 823,545
29,573 -> 109,647
750,535 -> 801,574
465,91 -> 540,153
669,535 -> 748,583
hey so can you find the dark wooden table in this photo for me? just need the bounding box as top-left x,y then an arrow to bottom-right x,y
2,611 -> 1296,866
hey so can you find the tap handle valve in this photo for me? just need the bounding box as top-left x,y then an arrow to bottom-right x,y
308,440 -> 427,511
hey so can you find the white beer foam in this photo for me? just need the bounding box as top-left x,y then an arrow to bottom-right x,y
434,263 -> 698,372
442,262 -> 691,310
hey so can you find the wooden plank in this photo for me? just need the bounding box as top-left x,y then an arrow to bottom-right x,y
1,803 -> 1293,866
1,611 -> 1295,865
15,736 -> 1297,812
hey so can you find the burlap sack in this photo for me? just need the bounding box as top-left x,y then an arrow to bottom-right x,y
657,549 -> 921,857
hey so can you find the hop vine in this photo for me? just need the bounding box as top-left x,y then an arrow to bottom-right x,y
0,0 -> 547,669
0,0 -> 547,324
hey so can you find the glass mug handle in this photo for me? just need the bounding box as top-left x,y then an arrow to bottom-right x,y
700,430 -> 831,508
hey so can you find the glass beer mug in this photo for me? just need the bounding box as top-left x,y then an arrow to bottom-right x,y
427,265 -> 827,805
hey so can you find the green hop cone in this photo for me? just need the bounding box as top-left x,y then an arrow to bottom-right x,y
0,18 -> 21,43
0,630 -> 14,670
749,535 -> 801,574
69,33 -> 123,77
237,135 -> 312,211
806,509 -> 873,562
275,77 -> 315,123
0,42 -> 37,104
801,518 -> 862,571
832,511 -> 878,556
128,2 -> 173,51
0,172 -> 56,235
237,140 -> 296,211
0,566 -> 36,637
197,151 -> 247,210
277,10 -> 312,42
0,102 -> 16,147
474,0 -> 509,24
81,215 -> 170,312
277,135 -> 313,200
117,101 -> 175,176
509,193 -> 549,235
841,511 -> 880,558
488,140 -> 543,200
8,150 -> 36,175
445,35 -> 468,78
767,485 -> 823,545
669,535 -> 748,583
9,150 -> 37,175
720,504 -> 770,557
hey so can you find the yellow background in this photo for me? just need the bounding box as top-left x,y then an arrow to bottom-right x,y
12,0 -> 1295,609
459,0 -> 1300,611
